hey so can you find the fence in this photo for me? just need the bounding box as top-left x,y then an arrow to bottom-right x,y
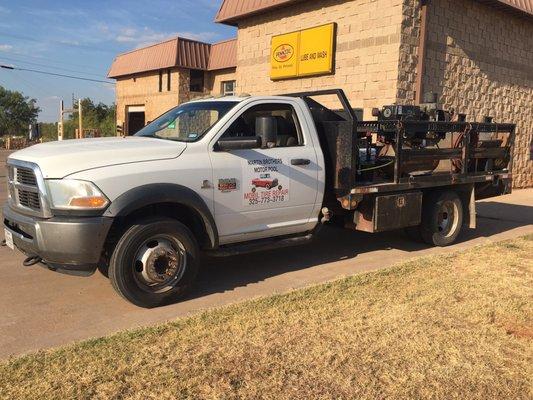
1,137 -> 28,150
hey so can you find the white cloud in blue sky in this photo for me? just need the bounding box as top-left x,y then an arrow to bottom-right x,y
0,0 -> 235,122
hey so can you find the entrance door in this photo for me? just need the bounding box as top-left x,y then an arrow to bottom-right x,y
127,105 -> 146,135
209,101 -> 320,244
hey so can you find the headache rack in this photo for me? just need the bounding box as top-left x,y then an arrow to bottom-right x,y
287,89 -> 516,208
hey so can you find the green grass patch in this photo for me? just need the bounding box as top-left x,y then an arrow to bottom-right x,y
1,236 -> 532,400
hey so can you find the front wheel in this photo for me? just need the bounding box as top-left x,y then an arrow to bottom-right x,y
420,191 -> 464,247
109,217 -> 200,308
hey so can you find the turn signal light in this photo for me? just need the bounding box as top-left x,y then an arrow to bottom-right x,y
69,196 -> 108,209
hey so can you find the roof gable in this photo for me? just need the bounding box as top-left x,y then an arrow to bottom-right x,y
215,0 -> 532,25
215,0 -> 301,25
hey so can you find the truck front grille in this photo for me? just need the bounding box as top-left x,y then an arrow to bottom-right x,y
6,162 -> 49,217
17,189 -> 41,210
16,168 -> 38,186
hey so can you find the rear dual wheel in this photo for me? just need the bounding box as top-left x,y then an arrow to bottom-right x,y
406,191 -> 464,247
109,217 -> 199,308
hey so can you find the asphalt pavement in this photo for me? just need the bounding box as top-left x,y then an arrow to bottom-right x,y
1,149 -> 532,359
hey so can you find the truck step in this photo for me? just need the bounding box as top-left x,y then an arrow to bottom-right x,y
208,233 -> 315,257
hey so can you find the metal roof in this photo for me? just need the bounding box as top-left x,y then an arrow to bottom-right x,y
208,38 -> 238,70
477,0 -> 533,15
108,37 -> 212,79
215,0 -> 532,24
215,0 -> 303,25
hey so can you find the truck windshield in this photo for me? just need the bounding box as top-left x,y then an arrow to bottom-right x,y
135,101 -> 238,142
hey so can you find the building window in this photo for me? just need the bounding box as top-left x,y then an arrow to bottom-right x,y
221,80 -> 236,96
190,69 -> 204,93
167,69 -> 171,92
158,70 -> 163,92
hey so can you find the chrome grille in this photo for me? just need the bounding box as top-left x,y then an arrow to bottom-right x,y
17,188 -> 41,210
16,168 -> 38,186
7,165 -> 14,181
7,161 -> 51,217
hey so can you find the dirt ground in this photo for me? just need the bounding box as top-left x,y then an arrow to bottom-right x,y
1,149 -> 532,359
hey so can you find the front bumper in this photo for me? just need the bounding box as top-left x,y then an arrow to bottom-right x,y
3,204 -> 113,275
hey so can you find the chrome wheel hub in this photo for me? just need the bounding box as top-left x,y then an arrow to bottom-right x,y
437,200 -> 458,238
134,237 -> 186,293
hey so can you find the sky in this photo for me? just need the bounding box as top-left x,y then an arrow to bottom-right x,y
0,0 -> 236,122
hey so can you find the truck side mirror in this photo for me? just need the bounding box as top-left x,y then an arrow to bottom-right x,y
216,136 -> 262,151
255,116 -> 278,149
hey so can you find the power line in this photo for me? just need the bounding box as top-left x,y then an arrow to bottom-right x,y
1,64 -> 115,84
0,50 -> 107,71
9,69 -> 52,98
0,55 -> 107,77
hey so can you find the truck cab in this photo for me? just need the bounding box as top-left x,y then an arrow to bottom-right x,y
3,90 -> 515,307
4,95 -> 327,307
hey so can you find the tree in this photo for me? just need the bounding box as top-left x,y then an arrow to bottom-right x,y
0,86 -> 40,136
62,98 -> 116,139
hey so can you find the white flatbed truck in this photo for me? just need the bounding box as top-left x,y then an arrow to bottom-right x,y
3,89 -> 515,307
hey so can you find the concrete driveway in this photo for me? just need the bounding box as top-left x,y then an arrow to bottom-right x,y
1,149 -> 532,359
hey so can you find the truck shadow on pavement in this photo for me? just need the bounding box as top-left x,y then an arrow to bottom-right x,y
188,202 -> 532,302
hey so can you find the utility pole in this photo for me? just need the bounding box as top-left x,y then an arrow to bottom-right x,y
58,98 -> 82,140
78,99 -> 83,139
58,100 -> 64,141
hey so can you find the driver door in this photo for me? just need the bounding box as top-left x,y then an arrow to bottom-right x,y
209,101 -> 320,244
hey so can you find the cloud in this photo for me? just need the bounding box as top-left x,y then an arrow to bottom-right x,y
114,27 -> 220,48
58,39 -> 81,46
22,8 -> 87,18
0,44 -> 13,52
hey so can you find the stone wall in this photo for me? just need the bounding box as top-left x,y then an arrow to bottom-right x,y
398,0 -> 533,187
235,0 -> 405,118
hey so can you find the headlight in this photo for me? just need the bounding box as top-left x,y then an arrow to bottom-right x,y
46,180 -> 109,210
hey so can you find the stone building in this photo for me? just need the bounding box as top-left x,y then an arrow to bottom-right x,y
109,0 -> 532,187
108,37 -> 237,135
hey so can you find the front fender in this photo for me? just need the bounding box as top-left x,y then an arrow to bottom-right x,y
104,183 -> 218,249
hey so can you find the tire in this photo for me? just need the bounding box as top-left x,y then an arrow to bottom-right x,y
278,185 -> 283,190
266,184 -> 271,190
109,217 -> 200,308
420,191 -> 463,247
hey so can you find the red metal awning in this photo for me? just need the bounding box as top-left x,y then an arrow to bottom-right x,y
215,0 -> 532,25
108,38 -> 212,79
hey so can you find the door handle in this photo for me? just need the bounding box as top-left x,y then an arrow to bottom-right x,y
291,158 -> 311,166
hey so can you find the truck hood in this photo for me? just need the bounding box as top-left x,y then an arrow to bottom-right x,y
8,137 -> 187,179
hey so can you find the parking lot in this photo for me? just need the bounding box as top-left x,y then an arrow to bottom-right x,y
1,149 -> 532,359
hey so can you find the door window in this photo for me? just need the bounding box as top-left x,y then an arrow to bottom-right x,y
222,103 -> 302,147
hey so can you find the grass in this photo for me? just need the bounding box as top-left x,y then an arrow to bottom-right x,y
1,236 -> 532,400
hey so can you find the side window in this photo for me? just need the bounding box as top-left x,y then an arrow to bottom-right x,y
222,103 -> 302,148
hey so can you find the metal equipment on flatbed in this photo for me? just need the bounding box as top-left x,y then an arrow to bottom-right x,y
290,89 -> 515,236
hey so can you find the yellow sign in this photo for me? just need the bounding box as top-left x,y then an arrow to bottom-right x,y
270,23 -> 335,80
270,31 -> 299,80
